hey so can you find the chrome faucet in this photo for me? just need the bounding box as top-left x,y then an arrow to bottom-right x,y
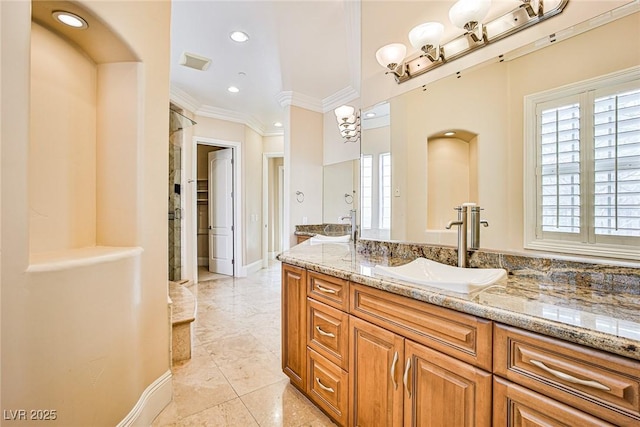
446,203 -> 489,267
339,209 -> 357,242
446,205 -> 468,267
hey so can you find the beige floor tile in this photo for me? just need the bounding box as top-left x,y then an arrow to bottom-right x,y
240,379 -> 330,427
176,398 -> 258,427
215,350 -> 288,396
154,261 -> 335,426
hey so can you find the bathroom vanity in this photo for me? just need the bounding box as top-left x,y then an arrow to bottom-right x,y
278,241 -> 640,426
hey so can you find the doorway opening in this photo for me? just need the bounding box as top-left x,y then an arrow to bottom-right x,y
262,152 -> 285,267
193,138 -> 243,282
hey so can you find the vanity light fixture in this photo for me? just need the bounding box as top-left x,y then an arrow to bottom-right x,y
408,22 -> 445,62
52,10 -> 88,29
376,0 -> 569,84
449,0 -> 491,43
334,105 -> 360,143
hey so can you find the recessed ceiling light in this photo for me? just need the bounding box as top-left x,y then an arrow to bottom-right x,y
444,131 -> 456,136
52,11 -> 88,29
227,86 -> 240,93
274,122 -> 283,128
230,31 -> 249,43
365,112 -> 376,118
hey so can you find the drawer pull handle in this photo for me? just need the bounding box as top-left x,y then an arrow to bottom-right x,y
403,357 -> 412,398
530,360 -> 611,391
315,326 -> 336,338
316,377 -> 335,393
390,351 -> 399,390
316,284 -> 337,294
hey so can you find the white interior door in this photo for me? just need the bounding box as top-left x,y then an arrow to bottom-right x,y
208,148 -> 234,275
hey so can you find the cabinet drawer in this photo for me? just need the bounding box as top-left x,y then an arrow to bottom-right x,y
494,377 -> 615,426
308,271 -> 349,311
308,298 -> 349,370
494,324 -> 640,426
308,348 -> 348,427
350,283 -> 493,371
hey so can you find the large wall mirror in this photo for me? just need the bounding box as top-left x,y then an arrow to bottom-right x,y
359,4 -> 639,253
323,160 -> 358,224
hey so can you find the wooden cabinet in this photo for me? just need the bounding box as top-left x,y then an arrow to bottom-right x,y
308,298 -> 349,370
296,235 -> 310,244
281,263 -> 640,427
350,283 -> 493,371
308,348 -> 349,426
494,377 -> 616,426
281,263 -> 307,390
405,340 -> 492,427
348,315 -> 492,427
349,315 -> 404,427
494,323 -> 640,426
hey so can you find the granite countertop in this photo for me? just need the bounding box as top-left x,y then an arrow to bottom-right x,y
277,241 -> 640,361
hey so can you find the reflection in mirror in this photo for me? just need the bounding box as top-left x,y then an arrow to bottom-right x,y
360,4 -> 639,252
360,102 -> 391,240
427,130 -> 478,230
322,160 -> 358,224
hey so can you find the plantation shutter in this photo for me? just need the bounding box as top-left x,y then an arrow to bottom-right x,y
592,88 -> 640,238
539,101 -> 582,235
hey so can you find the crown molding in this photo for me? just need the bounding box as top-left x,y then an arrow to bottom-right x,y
322,86 -> 360,112
169,86 -> 200,113
196,105 -> 266,136
276,91 -> 324,112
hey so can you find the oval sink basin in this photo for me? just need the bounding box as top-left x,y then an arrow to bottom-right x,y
309,234 -> 351,244
374,258 -> 506,294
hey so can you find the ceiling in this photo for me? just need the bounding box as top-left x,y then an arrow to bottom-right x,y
170,0 -> 360,136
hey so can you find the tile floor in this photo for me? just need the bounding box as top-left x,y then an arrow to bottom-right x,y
152,262 -> 337,426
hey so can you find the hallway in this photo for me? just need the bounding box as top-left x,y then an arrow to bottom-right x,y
153,262 -> 336,426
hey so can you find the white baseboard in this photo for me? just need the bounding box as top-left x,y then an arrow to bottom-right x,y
117,370 -> 172,427
239,259 -> 263,277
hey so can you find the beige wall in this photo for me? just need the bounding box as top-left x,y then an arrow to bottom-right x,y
287,106 -> 323,246
244,126 -> 263,265
1,0 -> 172,425
388,12 -> 640,252
427,137 -> 473,230
29,23 -> 97,253
268,157 -> 284,254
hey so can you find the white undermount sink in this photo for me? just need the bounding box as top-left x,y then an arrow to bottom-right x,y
374,258 -> 507,294
309,234 -> 351,244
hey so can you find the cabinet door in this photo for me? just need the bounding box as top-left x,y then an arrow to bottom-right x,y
349,315 -> 404,427
282,263 -> 307,389
404,340 -> 492,427
494,377 -> 616,426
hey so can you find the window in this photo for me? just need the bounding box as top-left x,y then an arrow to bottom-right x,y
379,152 -> 391,230
360,154 -> 372,230
525,67 -> 640,260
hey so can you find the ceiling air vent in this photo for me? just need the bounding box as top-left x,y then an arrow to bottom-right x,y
179,52 -> 211,71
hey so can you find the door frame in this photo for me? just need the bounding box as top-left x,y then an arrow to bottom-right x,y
190,136 -> 242,279
262,152 -> 284,267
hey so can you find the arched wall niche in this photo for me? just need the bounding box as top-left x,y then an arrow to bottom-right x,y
426,129 -> 479,230
29,0 -> 142,256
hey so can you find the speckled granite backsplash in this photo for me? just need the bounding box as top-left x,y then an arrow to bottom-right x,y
356,239 -> 640,295
295,223 -> 351,236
